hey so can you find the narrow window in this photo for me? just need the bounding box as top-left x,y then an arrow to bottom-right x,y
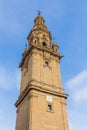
55,48 -> 57,51
45,61 -> 48,67
48,105 -> 52,111
42,42 -> 46,46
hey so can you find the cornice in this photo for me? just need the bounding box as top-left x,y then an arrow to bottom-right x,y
32,43 -> 63,57
15,80 -> 68,107
19,43 -> 63,68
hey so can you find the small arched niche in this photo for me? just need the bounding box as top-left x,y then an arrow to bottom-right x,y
42,42 -> 47,47
44,61 -> 48,67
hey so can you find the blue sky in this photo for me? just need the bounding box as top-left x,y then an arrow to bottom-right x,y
0,0 -> 87,130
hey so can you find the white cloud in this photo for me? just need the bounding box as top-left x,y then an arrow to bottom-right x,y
0,65 -> 21,90
74,85 -> 87,102
68,121 -> 73,130
66,70 -> 87,89
65,70 -> 87,129
65,70 -> 87,102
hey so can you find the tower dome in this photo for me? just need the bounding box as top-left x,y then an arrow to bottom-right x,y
27,13 -> 52,47
34,12 -> 45,25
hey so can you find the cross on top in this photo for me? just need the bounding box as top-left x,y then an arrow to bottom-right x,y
38,10 -> 41,15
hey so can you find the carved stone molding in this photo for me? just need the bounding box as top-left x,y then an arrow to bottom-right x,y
15,81 -> 68,107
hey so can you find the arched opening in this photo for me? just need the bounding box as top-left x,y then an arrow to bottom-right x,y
55,48 -> 57,51
42,42 -> 47,47
45,61 -> 48,67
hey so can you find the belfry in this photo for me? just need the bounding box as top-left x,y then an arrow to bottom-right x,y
15,13 -> 69,130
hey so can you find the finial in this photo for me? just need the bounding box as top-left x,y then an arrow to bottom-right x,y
53,37 -> 55,42
25,43 -> 27,50
38,10 -> 41,15
52,37 -> 58,45
26,43 -> 27,48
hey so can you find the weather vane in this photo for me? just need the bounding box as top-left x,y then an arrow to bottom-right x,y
38,10 -> 41,15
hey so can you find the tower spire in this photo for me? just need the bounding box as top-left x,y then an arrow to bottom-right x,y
27,13 -> 52,48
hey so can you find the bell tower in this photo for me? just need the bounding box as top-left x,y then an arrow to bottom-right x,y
15,13 -> 69,130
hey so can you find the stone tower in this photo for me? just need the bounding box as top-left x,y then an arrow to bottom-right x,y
15,13 -> 69,130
